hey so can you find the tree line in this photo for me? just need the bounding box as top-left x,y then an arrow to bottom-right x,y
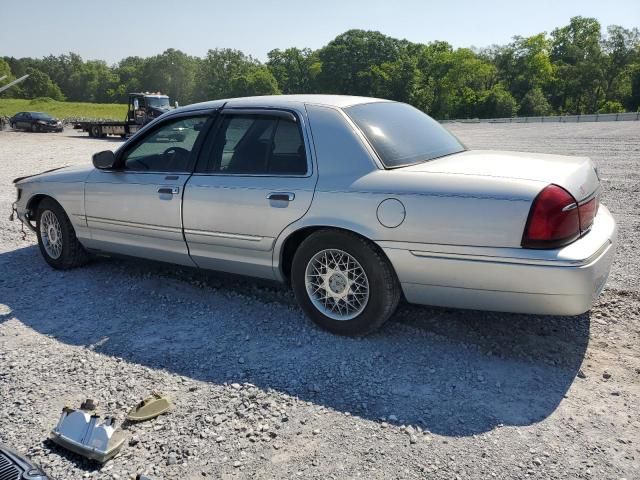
1,16 -> 639,119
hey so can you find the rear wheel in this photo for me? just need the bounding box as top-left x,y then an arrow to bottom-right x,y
36,198 -> 89,270
291,230 -> 401,336
91,125 -> 101,138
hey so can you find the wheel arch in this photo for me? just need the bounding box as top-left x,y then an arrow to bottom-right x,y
275,222 -> 395,284
26,193 -> 57,222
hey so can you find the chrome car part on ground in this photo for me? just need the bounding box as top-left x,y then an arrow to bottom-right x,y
50,400 -> 125,463
12,95 -> 617,335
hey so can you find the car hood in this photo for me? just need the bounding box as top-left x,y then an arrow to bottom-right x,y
402,150 -> 600,201
14,164 -> 94,184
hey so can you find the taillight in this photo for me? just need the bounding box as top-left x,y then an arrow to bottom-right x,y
522,185 -> 600,249
522,184 -> 580,249
578,196 -> 599,233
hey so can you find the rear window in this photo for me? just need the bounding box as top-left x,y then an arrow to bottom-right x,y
345,102 -> 464,168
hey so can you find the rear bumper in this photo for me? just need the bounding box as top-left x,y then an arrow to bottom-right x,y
379,205 -> 617,316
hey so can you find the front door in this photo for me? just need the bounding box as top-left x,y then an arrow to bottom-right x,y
182,108 -> 316,279
83,113 -> 211,266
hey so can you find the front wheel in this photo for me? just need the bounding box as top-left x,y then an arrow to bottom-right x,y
291,230 -> 401,336
36,198 -> 89,269
31,124 -> 39,133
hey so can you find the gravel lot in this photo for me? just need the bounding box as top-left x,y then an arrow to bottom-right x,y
0,123 -> 639,479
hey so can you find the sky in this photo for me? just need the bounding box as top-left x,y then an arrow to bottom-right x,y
1,0 -> 638,64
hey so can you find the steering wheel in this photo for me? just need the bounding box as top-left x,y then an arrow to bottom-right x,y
163,146 -> 189,157
163,146 -> 190,171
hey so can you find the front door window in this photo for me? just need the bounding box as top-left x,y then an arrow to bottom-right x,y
122,116 -> 208,173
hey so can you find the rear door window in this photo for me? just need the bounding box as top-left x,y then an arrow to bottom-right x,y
201,113 -> 307,175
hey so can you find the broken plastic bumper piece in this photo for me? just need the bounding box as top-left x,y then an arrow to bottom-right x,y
127,393 -> 171,422
50,401 -> 125,463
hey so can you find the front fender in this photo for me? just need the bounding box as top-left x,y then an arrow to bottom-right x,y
15,182 -> 88,240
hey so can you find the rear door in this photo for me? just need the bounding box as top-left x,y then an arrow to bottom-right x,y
183,108 -> 316,279
83,112 -> 213,265
19,113 -> 30,130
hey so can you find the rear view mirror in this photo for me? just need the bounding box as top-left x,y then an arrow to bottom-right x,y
92,150 -> 116,170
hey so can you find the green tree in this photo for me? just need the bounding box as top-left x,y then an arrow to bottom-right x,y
316,29 -> 403,95
21,67 -> 65,100
601,25 -> 640,108
550,16 -> 604,113
628,64 -> 640,111
598,100 -> 625,113
0,58 -> 12,80
267,48 -> 318,94
478,84 -> 518,118
493,33 -> 554,102
230,67 -> 280,97
519,87 -> 552,116
139,49 -> 197,103
194,48 -> 263,101
368,53 -> 418,103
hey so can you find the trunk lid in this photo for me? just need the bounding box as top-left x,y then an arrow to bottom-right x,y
402,150 -> 600,201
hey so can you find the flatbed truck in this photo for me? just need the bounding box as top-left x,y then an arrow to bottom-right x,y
73,92 -> 176,138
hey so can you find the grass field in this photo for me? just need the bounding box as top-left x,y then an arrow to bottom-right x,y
0,98 -> 127,121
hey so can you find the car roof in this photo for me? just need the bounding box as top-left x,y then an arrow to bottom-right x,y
182,94 -> 392,113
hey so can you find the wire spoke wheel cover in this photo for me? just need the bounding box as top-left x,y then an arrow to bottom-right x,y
40,209 -> 63,259
305,248 -> 370,321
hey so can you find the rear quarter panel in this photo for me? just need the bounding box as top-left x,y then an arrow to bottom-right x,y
274,103 -> 545,277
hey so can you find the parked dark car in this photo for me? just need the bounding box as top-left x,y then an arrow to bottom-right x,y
9,111 -> 63,132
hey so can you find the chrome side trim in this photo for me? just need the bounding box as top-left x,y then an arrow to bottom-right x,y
578,186 -> 601,205
86,216 -> 182,233
408,240 -> 611,268
183,229 -> 263,242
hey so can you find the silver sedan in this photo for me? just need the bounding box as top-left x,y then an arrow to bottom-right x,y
12,95 -> 617,335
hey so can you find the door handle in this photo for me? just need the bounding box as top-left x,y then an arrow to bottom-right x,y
158,186 -> 179,195
267,192 -> 295,202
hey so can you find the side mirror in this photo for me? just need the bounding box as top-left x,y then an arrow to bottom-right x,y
92,150 -> 117,170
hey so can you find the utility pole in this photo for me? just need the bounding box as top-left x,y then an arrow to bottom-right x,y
0,75 -> 29,95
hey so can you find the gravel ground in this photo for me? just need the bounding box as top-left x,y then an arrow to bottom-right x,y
0,124 -> 639,480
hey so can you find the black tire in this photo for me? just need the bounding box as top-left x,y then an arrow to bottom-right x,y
91,125 -> 101,138
31,123 -> 39,133
36,198 -> 89,270
291,229 -> 401,336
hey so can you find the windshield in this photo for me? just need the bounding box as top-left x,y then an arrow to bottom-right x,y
344,102 -> 465,168
146,97 -> 170,108
31,112 -> 54,120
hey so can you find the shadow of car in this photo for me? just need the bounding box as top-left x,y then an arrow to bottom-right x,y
0,246 -> 590,437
